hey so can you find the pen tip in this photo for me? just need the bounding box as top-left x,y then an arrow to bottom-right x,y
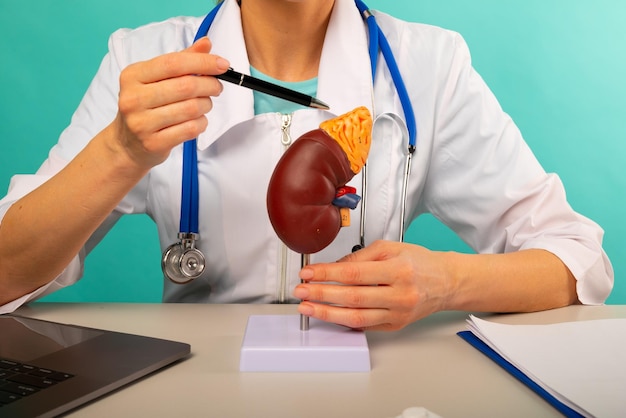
310,98 -> 330,110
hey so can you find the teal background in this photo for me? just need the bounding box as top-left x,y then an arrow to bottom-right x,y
1,1 -> 624,304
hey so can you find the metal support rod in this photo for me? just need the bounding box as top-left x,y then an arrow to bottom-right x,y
300,254 -> 311,331
359,164 -> 368,249
399,152 -> 413,243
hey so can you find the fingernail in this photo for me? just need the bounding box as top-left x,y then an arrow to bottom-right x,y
298,302 -> 314,316
216,57 -> 230,71
299,268 -> 314,281
293,286 -> 309,300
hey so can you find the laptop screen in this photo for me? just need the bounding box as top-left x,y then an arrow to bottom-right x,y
0,316 -> 103,363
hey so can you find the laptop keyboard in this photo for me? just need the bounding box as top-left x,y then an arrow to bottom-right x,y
0,358 -> 74,407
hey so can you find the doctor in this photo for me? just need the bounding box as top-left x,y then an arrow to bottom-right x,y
0,0 -> 613,329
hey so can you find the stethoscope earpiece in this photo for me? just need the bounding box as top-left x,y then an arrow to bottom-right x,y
162,233 -> 206,284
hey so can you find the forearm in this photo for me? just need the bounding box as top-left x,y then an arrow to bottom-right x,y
0,123 -> 148,304
0,38 -> 229,306
443,249 -> 579,313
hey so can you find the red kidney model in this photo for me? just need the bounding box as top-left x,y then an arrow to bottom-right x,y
267,107 -> 373,254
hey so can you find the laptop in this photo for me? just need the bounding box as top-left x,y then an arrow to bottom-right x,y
0,314 -> 190,418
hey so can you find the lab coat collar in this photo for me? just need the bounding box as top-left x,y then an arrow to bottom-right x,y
198,0 -> 373,150
318,0 -> 373,117
199,0 -> 252,150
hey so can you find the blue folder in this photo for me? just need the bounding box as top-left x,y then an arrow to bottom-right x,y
457,331 -> 584,418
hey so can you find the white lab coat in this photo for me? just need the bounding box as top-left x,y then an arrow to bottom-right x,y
0,0 -> 613,313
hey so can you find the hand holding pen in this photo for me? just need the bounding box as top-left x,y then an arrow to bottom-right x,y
115,37 -> 230,169
115,37 -> 329,172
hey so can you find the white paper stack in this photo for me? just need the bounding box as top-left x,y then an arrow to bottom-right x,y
464,315 -> 626,418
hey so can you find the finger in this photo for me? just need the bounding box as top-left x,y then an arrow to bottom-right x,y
298,302 -> 392,330
146,74 -> 224,110
121,87 -> 213,134
120,75 -> 222,123
299,259 -> 397,286
125,38 -> 230,85
299,241 -> 410,285
149,114 -> 209,148
154,97 -> 214,130
127,99 -> 213,148
294,283 -> 394,309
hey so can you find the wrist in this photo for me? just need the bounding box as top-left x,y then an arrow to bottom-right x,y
101,118 -> 155,178
439,250 -> 468,312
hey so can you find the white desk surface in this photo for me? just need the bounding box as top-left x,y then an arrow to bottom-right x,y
15,303 -> 626,418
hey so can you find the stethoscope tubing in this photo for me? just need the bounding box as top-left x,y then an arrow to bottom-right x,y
179,2 -> 224,236
355,0 -> 417,244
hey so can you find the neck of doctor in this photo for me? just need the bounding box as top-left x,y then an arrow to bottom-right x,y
239,0 -> 335,82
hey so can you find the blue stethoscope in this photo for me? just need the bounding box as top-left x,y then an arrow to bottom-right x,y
162,0 -> 417,284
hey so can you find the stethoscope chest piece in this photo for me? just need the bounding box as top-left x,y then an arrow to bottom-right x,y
161,233 -> 206,284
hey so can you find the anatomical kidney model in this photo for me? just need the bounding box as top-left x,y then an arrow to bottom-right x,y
267,106 -> 373,254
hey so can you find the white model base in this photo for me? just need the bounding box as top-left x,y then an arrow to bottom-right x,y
239,315 -> 370,372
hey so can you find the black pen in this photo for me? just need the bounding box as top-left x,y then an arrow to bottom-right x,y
215,68 -> 330,110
